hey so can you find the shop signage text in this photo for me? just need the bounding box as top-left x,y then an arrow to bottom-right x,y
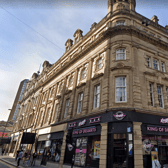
89,116 -> 101,124
78,119 -> 86,126
69,116 -> 101,128
143,139 -> 154,152
0,132 -> 8,138
147,126 -> 168,133
114,111 -> 126,120
160,118 -> 168,124
69,122 -> 76,128
73,127 -> 96,135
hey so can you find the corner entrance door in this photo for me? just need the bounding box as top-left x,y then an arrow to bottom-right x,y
113,134 -> 127,168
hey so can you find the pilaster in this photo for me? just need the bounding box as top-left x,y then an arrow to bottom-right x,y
133,122 -> 143,168
99,123 -> 108,168
59,130 -> 68,168
82,59 -> 92,115
101,48 -> 110,109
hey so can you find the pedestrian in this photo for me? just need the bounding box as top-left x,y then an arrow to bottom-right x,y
31,152 -> 37,166
152,155 -> 161,168
2,149 -> 4,156
15,150 -> 20,161
17,150 -> 23,167
23,151 -> 28,164
71,155 -> 75,168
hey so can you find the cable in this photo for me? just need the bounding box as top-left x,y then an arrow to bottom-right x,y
0,5 -> 64,51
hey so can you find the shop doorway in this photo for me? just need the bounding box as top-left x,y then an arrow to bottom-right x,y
158,146 -> 168,166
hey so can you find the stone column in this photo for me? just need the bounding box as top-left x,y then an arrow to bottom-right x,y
133,122 -> 143,168
59,130 -> 68,168
99,123 -> 108,168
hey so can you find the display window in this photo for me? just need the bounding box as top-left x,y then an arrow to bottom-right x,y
47,139 -> 62,163
142,135 -> 168,168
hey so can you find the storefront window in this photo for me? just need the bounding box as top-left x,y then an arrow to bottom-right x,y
86,135 -> 100,167
142,135 -> 168,168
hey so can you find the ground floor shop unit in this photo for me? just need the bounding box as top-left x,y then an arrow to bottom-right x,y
7,109 -> 168,168
63,110 -> 168,168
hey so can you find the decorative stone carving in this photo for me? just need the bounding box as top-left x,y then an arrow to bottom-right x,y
65,38 -> 73,52
117,3 -> 125,10
74,29 -> 83,44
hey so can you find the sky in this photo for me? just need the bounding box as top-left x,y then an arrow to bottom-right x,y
0,0 -> 168,121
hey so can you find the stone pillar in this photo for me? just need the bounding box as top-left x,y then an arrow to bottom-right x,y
59,130 -> 68,168
99,123 -> 108,168
133,122 -> 143,168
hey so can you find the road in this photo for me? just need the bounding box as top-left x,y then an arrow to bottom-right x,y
0,160 -> 15,168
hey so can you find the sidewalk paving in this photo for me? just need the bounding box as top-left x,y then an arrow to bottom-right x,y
0,155 -> 60,168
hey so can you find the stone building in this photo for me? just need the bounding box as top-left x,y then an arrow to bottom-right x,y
8,0 -> 168,168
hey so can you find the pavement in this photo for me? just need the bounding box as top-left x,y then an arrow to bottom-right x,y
0,155 -> 60,168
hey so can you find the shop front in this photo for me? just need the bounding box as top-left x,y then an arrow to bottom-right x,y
9,133 -> 19,154
63,110 -> 168,168
64,114 -> 109,168
142,124 -> 168,168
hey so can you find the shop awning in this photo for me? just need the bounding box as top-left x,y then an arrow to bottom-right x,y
0,138 -> 11,145
50,131 -> 64,140
38,134 -> 50,141
21,133 -> 36,144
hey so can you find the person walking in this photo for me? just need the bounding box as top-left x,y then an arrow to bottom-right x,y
17,150 -> 23,167
31,152 -> 37,166
152,155 -> 161,168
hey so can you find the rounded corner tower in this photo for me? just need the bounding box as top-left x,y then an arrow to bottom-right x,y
108,0 -> 136,13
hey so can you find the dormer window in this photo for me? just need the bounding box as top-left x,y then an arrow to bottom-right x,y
116,21 -> 125,26
116,48 -> 126,60
96,58 -> 102,70
81,68 -> 86,80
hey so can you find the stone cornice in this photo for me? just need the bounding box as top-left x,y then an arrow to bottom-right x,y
104,26 -> 168,51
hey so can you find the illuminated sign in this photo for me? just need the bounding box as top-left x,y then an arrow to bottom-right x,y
114,111 -> 126,120
78,119 -> 86,127
160,118 -> 168,124
73,127 -> 96,135
89,116 -> 101,124
69,122 -> 76,128
0,132 -> 8,138
147,126 -> 168,133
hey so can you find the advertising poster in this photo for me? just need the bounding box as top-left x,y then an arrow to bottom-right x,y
94,141 -> 100,159
151,151 -> 158,161
74,137 -> 88,167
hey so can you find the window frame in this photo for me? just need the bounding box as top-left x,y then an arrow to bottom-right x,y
116,48 -> 126,60
146,57 -> 151,67
81,68 -> 86,80
161,62 -> 165,72
153,59 -> 159,70
149,83 -> 154,107
115,77 -> 127,103
157,85 -> 164,108
64,98 -> 70,118
93,84 -> 100,109
116,21 -> 125,26
96,58 -> 103,70
77,92 -> 83,114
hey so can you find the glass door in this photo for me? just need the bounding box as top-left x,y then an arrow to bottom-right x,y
113,134 -> 127,168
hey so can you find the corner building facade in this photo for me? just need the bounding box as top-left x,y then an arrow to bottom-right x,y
10,0 -> 168,168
